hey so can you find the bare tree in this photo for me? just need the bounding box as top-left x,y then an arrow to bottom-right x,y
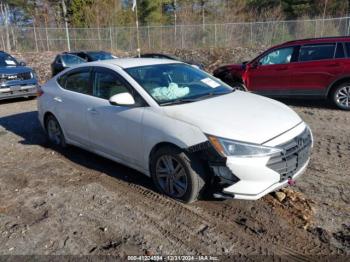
0,1 -> 11,51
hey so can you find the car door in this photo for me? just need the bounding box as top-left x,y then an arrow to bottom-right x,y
55,67 -> 93,147
85,67 -> 145,167
288,43 -> 345,96
246,46 -> 297,94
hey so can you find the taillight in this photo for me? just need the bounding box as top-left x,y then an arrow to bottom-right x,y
37,86 -> 44,97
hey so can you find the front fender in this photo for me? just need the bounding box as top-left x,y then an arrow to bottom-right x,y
141,108 -> 207,175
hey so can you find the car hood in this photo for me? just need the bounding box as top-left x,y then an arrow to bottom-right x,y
0,66 -> 33,74
162,91 -> 302,144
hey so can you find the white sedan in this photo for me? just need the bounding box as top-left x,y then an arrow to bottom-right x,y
37,58 -> 313,203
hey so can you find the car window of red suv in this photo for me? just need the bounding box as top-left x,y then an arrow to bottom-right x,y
299,43 -> 336,62
335,43 -> 345,59
344,42 -> 350,57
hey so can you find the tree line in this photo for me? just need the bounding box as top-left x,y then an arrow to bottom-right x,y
1,0 -> 350,28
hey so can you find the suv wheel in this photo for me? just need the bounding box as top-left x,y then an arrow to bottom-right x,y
150,146 -> 206,203
331,83 -> 350,110
45,115 -> 67,147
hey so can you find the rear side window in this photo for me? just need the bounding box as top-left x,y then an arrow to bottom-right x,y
335,43 -> 345,59
57,75 -> 66,87
299,44 -> 335,62
64,69 -> 92,95
345,43 -> 350,57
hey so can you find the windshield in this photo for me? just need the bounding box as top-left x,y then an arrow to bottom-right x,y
0,54 -> 18,67
61,54 -> 85,66
87,52 -> 114,61
126,63 -> 233,105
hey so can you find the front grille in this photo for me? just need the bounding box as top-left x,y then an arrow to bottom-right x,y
17,72 -> 32,80
0,72 -> 32,82
267,128 -> 312,182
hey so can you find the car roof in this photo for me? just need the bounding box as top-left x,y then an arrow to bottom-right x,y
282,36 -> 350,46
86,58 -> 182,69
62,50 -> 109,54
141,53 -> 176,58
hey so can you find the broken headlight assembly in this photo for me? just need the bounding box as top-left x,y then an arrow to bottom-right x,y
207,135 -> 282,158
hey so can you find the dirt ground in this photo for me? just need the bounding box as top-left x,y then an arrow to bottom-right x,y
0,51 -> 349,260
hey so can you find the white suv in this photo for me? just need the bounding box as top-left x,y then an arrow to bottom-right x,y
37,58 -> 313,203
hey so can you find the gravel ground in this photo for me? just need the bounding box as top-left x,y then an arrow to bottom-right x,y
0,51 -> 349,260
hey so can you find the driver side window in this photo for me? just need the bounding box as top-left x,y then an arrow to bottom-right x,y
259,47 -> 294,66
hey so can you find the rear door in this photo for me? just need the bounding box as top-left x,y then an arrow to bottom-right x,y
288,42 -> 345,96
55,67 -> 93,146
246,46 -> 297,94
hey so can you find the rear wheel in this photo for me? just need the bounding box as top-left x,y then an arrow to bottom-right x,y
150,146 -> 206,203
45,115 -> 67,147
331,83 -> 350,110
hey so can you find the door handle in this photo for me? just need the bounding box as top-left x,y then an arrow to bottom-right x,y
87,107 -> 98,114
53,97 -> 63,103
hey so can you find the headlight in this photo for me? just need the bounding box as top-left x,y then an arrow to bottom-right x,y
31,71 -> 38,79
207,135 -> 282,158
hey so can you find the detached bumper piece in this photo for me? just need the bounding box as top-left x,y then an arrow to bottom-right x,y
211,165 -> 240,199
267,128 -> 312,182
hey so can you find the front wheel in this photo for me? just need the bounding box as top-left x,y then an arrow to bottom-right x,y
331,83 -> 350,110
150,146 -> 206,203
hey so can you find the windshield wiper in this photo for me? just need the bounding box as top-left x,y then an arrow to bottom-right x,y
194,90 -> 234,101
160,98 -> 197,106
160,90 -> 234,106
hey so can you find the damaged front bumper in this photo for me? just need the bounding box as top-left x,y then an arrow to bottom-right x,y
191,123 -> 312,201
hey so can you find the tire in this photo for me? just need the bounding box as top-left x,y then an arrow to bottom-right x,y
150,146 -> 206,203
45,114 -> 67,148
330,83 -> 350,110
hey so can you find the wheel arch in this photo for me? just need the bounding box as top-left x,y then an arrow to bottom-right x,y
43,111 -> 68,140
148,142 -> 183,172
326,76 -> 350,98
43,111 -> 56,130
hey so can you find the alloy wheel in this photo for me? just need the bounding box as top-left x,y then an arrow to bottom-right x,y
335,86 -> 350,109
156,155 -> 188,198
47,118 -> 62,145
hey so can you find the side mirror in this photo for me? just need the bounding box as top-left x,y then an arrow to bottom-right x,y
109,92 -> 135,106
19,61 -> 26,66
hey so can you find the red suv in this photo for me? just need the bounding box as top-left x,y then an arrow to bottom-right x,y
213,37 -> 350,110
